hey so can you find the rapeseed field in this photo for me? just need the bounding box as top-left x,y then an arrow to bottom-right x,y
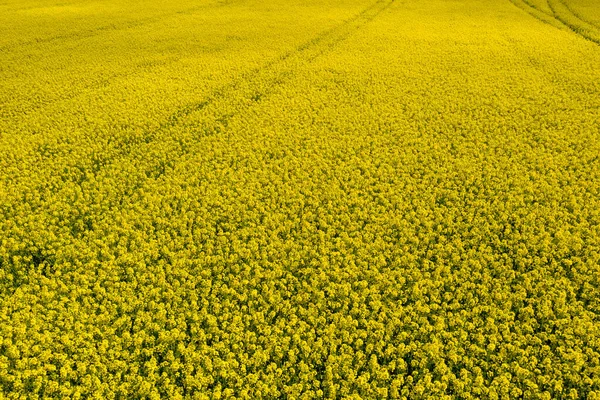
1,0 -> 600,398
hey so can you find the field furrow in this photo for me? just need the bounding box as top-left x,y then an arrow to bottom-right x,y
562,0 -> 600,28
0,0 -> 391,216
1,0 -> 599,398
548,0 -> 600,44
507,0 -> 567,30
523,0 -> 553,15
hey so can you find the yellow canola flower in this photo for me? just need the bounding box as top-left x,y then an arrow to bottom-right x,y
1,0 -> 600,398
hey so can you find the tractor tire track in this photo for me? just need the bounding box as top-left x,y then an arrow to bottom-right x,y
522,0 -> 553,17
91,0 -> 393,161
156,0 -> 392,135
1,0 -> 382,123
507,0 -> 568,30
1,0 -> 394,290
508,0 -> 600,44
557,0 -> 600,30
3,0 -> 393,206
548,0 -> 600,45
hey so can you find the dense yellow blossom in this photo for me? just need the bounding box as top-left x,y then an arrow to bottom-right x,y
1,0 -> 600,398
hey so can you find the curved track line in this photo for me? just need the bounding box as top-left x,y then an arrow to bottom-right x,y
1,0 -> 395,292
156,0 -> 392,134
2,0 -> 394,207
522,0 -> 554,17
507,0 -> 568,30
508,0 -> 600,44
548,0 -> 600,45
2,0 -> 390,120
559,0 -> 600,30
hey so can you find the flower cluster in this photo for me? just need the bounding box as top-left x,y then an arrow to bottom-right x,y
1,0 -> 600,398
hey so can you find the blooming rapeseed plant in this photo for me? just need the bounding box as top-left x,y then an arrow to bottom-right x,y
1,0 -> 599,398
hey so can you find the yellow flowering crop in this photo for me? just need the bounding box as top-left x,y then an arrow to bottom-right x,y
1,0 -> 599,398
